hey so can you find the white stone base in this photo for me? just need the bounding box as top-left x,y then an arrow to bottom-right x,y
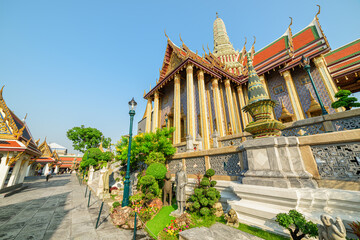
228,182 -> 360,236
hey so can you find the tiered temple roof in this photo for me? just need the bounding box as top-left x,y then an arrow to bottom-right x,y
59,155 -> 82,169
0,86 -> 41,163
36,139 -> 61,165
144,9 -> 332,99
324,39 -> 360,92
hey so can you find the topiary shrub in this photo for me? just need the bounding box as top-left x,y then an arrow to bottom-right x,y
112,201 -> 120,208
187,169 -> 221,216
139,175 -> 159,201
146,163 -> 167,181
200,207 -> 211,216
276,210 -> 318,240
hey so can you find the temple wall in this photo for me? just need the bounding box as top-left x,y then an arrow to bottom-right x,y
266,71 -> 293,119
207,81 -> 217,133
291,63 -> 335,117
159,83 -> 174,128
180,77 -> 187,135
220,83 -> 231,131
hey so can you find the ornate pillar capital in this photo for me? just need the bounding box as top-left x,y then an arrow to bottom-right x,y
186,64 -> 193,73
174,73 -> 181,84
224,79 -> 231,88
212,78 -> 219,88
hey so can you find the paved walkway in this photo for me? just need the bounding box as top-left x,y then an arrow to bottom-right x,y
0,174 -> 149,240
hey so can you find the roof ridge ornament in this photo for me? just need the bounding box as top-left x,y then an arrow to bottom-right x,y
179,33 -> 184,46
202,44 -> 207,54
0,85 -> 4,100
216,12 -> 219,18
288,17 -> 293,28
164,29 -> 169,40
315,5 -> 321,20
23,113 -> 27,122
250,36 -> 256,60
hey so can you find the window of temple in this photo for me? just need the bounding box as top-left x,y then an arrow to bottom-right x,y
273,85 -> 285,95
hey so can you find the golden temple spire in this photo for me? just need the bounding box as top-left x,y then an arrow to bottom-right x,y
213,15 -> 236,57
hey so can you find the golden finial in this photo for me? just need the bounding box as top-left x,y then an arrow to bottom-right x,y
216,12 -> 219,18
288,17 -> 293,28
252,36 -> 256,47
179,33 -> 184,45
150,84 -> 151,90
159,68 -> 161,75
315,5 -> 321,19
196,50 -> 198,55
0,85 -> 4,100
207,44 -> 211,53
36,138 -> 40,145
23,113 -> 28,121
202,45 -> 207,54
143,90 -> 146,97
164,29 -> 169,40
243,37 -> 247,49
26,137 -> 32,147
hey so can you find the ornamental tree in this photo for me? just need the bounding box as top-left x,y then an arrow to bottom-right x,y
80,148 -> 113,170
276,210 -> 318,240
67,125 -> 111,153
331,88 -> 360,111
115,127 -> 176,171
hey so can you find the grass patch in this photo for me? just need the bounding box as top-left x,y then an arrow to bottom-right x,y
110,194 -> 116,200
146,205 -> 177,239
190,213 -> 226,228
237,222 -> 290,240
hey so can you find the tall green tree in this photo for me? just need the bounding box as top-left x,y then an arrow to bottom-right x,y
116,127 -> 176,170
331,88 -> 360,110
67,125 -> 111,153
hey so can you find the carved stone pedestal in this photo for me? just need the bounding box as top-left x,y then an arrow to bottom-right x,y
240,136 -> 317,188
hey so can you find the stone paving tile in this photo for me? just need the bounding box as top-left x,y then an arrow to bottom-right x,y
0,174 -> 149,240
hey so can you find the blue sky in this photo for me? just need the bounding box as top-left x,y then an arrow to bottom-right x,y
0,0 -> 359,154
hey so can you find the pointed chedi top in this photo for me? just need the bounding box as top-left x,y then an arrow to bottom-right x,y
246,52 -> 269,105
213,14 -> 236,57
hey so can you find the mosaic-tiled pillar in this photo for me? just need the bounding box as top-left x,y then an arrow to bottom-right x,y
259,75 -> 275,119
174,74 -> 181,144
313,56 -> 341,112
145,98 -> 152,133
283,70 -> 305,120
232,86 -> 242,133
186,64 -> 196,141
197,70 -> 210,149
236,85 -> 248,129
152,91 -> 159,132
212,78 -> 225,137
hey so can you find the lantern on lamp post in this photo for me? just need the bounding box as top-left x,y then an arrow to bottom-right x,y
122,98 -> 137,207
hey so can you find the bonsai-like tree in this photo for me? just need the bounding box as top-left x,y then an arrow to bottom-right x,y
276,210 -> 318,240
80,148 -> 113,170
331,88 -> 360,111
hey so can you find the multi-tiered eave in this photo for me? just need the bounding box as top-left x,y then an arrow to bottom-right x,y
324,39 -> 360,92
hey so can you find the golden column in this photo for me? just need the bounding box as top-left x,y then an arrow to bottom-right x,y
259,75 -> 275,119
186,64 -> 196,140
173,74 -> 181,144
236,85 -> 249,129
313,56 -> 341,111
152,91 -> 160,132
197,70 -> 210,149
224,79 -> 239,134
282,70 -> 305,120
232,87 -> 242,133
145,98 -> 152,133
211,78 -> 225,137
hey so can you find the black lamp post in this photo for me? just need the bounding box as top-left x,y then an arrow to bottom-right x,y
300,56 -> 328,115
122,97 -> 137,207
